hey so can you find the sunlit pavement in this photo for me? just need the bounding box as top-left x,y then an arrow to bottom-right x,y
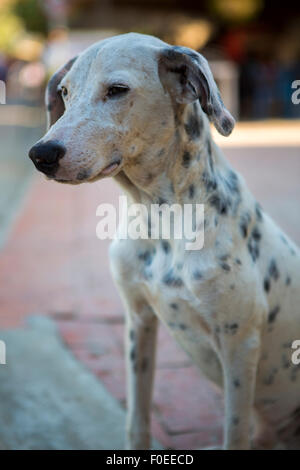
0,119 -> 299,449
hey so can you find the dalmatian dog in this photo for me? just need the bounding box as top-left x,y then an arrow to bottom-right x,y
29,33 -> 300,450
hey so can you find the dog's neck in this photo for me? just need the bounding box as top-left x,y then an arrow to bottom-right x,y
114,101 -> 235,212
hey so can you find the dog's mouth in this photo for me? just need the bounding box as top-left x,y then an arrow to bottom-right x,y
88,158 -> 122,182
52,158 -> 122,184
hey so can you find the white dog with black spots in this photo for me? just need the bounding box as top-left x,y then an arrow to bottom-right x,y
29,33 -> 300,450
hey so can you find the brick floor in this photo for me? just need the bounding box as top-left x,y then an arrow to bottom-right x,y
0,145 -> 299,449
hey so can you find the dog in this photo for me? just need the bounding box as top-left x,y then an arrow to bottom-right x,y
29,33 -> 300,450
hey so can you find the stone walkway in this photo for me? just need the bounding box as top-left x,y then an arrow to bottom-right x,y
0,316 -> 128,450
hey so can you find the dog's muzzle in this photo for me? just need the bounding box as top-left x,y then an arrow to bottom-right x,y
28,141 -> 66,177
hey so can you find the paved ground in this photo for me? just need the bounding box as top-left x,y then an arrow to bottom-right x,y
0,117 -> 299,449
0,316 -> 127,450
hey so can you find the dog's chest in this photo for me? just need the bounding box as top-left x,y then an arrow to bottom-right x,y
136,238 -> 219,340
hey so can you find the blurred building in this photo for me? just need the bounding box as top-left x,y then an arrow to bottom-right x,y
1,0 -> 300,119
68,0 -> 300,119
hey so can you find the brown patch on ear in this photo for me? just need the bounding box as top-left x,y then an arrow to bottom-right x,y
45,56 -> 77,129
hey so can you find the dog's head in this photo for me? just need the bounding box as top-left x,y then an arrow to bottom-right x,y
29,33 -> 235,184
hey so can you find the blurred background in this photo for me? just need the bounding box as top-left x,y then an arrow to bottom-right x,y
0,0 -> 299,450
1,0 -> 300,116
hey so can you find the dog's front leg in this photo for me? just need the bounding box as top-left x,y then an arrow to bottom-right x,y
222,330 -> 261,450
125,302 -> 158,450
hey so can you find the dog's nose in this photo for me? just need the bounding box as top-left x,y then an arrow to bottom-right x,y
28,141 -> 66,176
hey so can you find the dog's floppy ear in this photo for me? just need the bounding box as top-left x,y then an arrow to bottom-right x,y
45,56 -> 77,129
158,46 -> 235,136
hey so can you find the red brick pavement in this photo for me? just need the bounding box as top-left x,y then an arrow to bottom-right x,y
0,146 -> 299,449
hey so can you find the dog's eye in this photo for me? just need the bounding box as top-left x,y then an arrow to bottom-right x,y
107,85 -> 129,98
60,86 -> 68,97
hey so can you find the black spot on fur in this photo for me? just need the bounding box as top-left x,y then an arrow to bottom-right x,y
147,217 -> 152,238
224,323 -> 239,335
247,226 -> 261,262
240,212 -> 251,238
207,138 -> 212,156
268,305 -> 280,323
158,197 -> 167,206
269,259 -> 279,281
264,278 -> 270,293
252,226 -> 262,241
168,63 -> 189,86
235,258 -> 242,265
162,240 -> 171,254
220,262 -> 231,272
129,330 -> 135,341
193,270 -> 203,280
285,275 -> 291,286
232,416 -> 240,426
130,347 -> 136,362
163,270 -> 183,287
233,379 -> 240,388
188,184 -> 195,199
179,323 -> 187,330
184,112 -> 202,140
209,193 -> 229,215
170,303 -> 178,310
138,250 -> 153,266
182,151 -> 191,168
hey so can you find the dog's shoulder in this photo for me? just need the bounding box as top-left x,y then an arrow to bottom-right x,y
109,237 -> 156,285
